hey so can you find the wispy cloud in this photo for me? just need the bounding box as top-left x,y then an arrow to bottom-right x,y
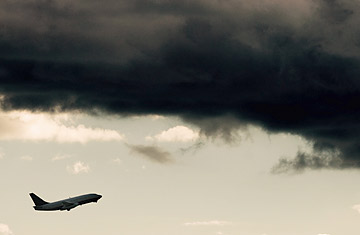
146,126 -> 199,143
20,155 -> 33,161
0,110 -> 124,143
52,154 -> 72,161
353,204 -> 360,213
113,158 -> 122,165
132,115 -> 165,120
180,141 -> 205,155
128,144 -> 173,164
0,223 -> 13,235
67,161 -> 90,174
183,221 -> 233,226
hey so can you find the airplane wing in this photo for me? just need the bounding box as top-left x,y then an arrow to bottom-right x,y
62,201 -> 75,206
61,200 -> 79,211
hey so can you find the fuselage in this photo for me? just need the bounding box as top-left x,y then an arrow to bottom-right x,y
33,193 -> 102,211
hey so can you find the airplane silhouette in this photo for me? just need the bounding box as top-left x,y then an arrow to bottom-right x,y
30,193 -> 102,211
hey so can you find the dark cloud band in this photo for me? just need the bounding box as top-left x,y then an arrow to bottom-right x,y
2,0 -> 360,170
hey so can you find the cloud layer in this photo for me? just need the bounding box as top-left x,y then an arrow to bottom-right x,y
0,110 -> 124,143
2,0 -> 360,170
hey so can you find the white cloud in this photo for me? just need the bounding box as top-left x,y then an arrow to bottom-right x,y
184,221 -> 232,226
0,224 -> 13,235
52,154 -> 72,161
146,126 -> 199,142
113,158 -> 122,164
0,110 -> 124,143
353,204 -> 360,213
67,161 -> 90,174
20,155 -> 33,161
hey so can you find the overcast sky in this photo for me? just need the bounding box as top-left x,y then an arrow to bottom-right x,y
2,0 -> 360,234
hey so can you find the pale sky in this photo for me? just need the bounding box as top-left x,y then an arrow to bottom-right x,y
1,111 -> 360,235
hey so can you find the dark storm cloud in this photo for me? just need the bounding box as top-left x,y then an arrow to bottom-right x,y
272,151 -> 344,174
2,0 -> 360,170
318,0 -> 354,24
128,144 -> 173,164
183,115 -> 248,143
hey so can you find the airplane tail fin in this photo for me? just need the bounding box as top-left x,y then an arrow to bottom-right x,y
29,193 -> 48,206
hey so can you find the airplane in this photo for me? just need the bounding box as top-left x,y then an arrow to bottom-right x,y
29,192 -> 102,211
